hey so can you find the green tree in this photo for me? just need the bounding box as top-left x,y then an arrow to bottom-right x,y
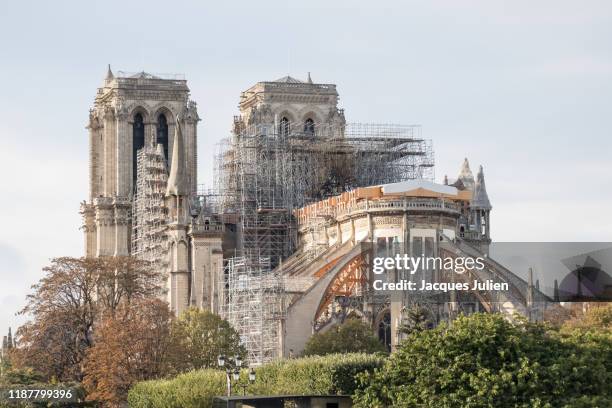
562,303 -> 612,331
302,319 -> 386,357
354,313 -> 611,408
166,308 -> 245,372
399,304 -> 433,335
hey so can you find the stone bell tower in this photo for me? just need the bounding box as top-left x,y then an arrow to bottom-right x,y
81,66 -> 199,258
235,73 -> 346,138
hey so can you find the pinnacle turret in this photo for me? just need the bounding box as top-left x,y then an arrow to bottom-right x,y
472,165 -> 492,210
105,64 -> 114,81
457,158 -> 475,190
166,120 -> 188,196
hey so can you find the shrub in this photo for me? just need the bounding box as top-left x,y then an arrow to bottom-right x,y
249,353 -> 384,396
353,313 -> 612,408
128,369 -> 225,408
128,353 -> 383,407
302,319 -> 387,356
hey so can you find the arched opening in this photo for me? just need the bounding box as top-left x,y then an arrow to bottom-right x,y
279,117 -> 290,137
132,113 -> 145,189
157,114 -> 169,162
377,310 -> 392,351
304,118 -> 315,136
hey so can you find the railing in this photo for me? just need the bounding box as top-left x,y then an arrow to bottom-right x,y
115,71 -> 186,80
191,223 -> 225,233
261,81 -> 336,91
297,197 -> 460,225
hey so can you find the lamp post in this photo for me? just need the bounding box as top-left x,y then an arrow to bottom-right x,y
217,354 -> 256,396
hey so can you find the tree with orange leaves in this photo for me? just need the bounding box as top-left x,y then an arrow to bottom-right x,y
82,298 -> 172,407
14,256 -> 164,382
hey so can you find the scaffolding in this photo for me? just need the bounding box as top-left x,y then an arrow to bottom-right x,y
203,120 -> 434,364
221,254 -> 284,365
131,144 -> 169,268
213,121 -> 434,269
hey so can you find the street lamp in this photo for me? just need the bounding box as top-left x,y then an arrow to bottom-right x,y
248,367 -> 256,382
217,354 -> 256,396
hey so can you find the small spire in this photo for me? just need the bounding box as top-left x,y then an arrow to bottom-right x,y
458,158 -> 475,190
166,119 -> 188,196
471,165 -> 492,210
527,267 -> 534,308
553,279 -> 559,302
7,327 -> 13,349
307,72 -> 313,84
105,64 -> 114,81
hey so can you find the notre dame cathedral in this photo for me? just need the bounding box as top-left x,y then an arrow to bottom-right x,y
81,66 -> 543,363
80,66 -> 349,318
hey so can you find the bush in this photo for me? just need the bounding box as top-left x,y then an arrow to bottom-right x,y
249,353 -> 384,396
128,353 -> 383,408
128,369 -> 225,408
353,313 -> 612,408
302,319 -> 387,356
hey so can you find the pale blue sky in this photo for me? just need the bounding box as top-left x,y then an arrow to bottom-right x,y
1,0 -> 611,332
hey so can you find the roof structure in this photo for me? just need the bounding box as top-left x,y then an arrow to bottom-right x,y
382,179 -> 458,196
273,75 -> 304,83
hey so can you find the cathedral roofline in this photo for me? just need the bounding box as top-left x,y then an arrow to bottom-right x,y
273,75 -> 304,83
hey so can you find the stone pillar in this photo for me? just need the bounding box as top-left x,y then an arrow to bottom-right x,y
94,197 -> 114,256
168,233 -> 190,316
183,116 -> 198,193
88,112 -> 102,201
191,231 -> 224,312
115,109 -> 130,197
114,198 -> 130,256
80,203 -> 96,258
167,121 -> 175,164
145,120 -> 156,147
183,101 -> 200,193
103,107 -> 116,196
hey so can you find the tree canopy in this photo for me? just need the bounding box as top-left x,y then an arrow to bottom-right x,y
82,298 -> 173,407
13,256 -> 165,383
166,307 -> 245,372
353,312 -> 612,408
302,318 -> 386,357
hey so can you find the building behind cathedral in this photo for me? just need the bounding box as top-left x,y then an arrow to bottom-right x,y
81,68 -> 546,365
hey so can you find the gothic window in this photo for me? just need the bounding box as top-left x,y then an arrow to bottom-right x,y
304,118 -> 315,136
132,113 -> 145,188
279,117 -> 290,137
157,114 -> 169,161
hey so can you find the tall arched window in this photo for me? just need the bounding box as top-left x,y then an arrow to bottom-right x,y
279,117 -> 290,137
157,114 -> 169,161
304,118 -> 315,136
133,113 -> 145,188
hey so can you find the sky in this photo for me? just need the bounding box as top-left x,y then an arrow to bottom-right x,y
1,0 -> 611,334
